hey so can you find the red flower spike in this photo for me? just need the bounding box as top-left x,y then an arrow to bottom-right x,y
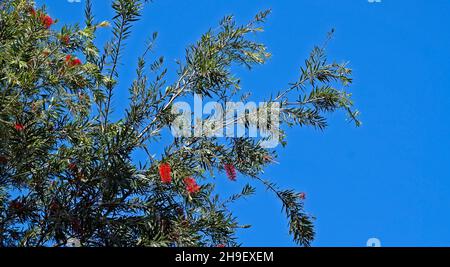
216,244 -> 226,248
71,218 -> 82,234
184,177 -> 200,194
62,35 -> 70,45
68,163 -> 78,172
158,163 -> 172,184
65,55 -> 82,67
9,200 -> 24,211
299,192 -> 306,200
14,123 -> 25,131
224,164 -> 237,181
71,58 -> 82,66
29,8 -> 36,17
41,15 -> 54,29
49,201 -> 60,213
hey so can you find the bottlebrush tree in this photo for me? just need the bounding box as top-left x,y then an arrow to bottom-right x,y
0,0 -> 360,247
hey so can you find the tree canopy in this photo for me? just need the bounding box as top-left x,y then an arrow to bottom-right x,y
0,0 -> 359,247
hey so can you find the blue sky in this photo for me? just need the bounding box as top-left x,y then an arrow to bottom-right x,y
37,0 -> 450,246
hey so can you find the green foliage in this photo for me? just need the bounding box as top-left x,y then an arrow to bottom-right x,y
0,0 -> 359,247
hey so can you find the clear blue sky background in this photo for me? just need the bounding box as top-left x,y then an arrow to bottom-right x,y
37,0 -> 450,246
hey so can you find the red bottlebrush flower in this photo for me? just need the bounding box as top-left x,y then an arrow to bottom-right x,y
263,155 -> 272,162
49,201 -> 60,215
71,58 -> 82,66
216,244 -> 226,248
299,192 -> 306,200
61,35 -> 70,45
10,232 -> 20,239
71,218 -> 82,234
224,163 -> 237,181
14,123 -> 25,131
184,177 -> 200,194
68,162 -> 78,172
41,15 -> 54,29
29,7 -> 36,17
158,163 -> 172,184
9,200 -> 24,211
0,155 -> 7,164
65,55 -> 82,67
